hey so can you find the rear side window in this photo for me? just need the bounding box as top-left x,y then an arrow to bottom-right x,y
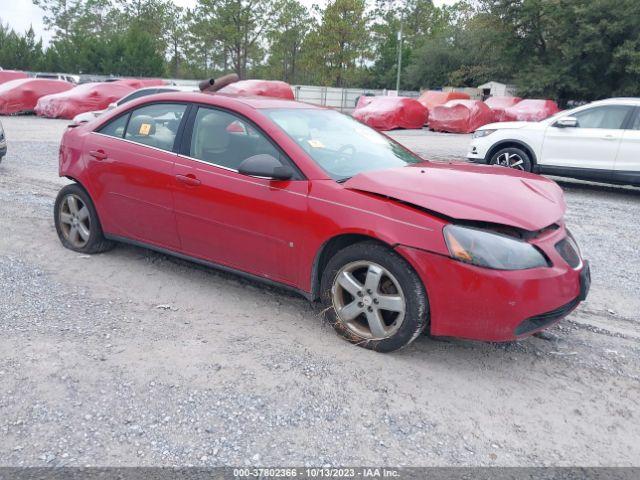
573,105 -> 633,129
98,113 -> 130,138
124,103 -> 187,151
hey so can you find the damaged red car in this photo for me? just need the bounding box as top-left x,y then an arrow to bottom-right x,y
54,91 -> 590,352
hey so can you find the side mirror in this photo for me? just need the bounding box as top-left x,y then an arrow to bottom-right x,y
554,116 -> 578,128
107,102 -> 117,110
238,154 -> 294,181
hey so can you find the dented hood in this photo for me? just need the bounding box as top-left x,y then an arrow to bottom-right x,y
344,162 -> 565,231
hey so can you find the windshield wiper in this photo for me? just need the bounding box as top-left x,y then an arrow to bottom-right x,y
336,176 -> 352,183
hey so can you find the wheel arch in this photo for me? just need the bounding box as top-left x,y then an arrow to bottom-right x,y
64,175 -> 91,193
61,175 -> 106,226
486,140 -> 538,170
310,233 -> 394,301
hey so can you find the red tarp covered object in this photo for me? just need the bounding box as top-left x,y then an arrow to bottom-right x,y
355,95 -> 374,109
417,90 -> 470,111
218,80 -> 295,100
352,96 -> 429,131
113,78 -> 167,89
484,96 -> 522,122
35,82 -> 135,119
0,70 -> 29,85
429,100 -> 495,134
503,99 -> 560,122
0,78 -> 74,115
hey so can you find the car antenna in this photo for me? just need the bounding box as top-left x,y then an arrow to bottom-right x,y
198,73 -> 239,93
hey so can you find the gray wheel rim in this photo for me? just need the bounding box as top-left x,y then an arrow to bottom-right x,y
494,152 -> 525,170
331,260 -> 406,340
59,194 -> 91,248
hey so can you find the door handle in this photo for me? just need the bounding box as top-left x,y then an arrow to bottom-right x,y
601,135 -> 617,140
89,150 -> 108,160
175,174 -> 201,187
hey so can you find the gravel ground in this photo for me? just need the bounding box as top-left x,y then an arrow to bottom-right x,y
0,117 -> 639,467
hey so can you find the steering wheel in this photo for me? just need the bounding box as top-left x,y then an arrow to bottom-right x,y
321,144 -> 357,177
337,144 -> 357,160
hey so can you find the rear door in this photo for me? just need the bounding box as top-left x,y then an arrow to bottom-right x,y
84,102 -> 187,249
540,105 -> 634,171
614,107 -> 640,184
172,105 -> 309,286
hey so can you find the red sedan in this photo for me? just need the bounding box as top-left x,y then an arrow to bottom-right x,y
54,92 -> 590,352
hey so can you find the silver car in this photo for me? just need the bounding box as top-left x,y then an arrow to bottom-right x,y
0,119 -> 6,163
72,85 -> 198,123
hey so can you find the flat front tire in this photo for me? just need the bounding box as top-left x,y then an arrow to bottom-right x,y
54,183 -> 114,254
321,241 -> 429,352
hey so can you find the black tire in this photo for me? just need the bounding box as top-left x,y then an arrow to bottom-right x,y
320,241 -> 429,353
489,146 -> 532,172
54,183 -> 114,254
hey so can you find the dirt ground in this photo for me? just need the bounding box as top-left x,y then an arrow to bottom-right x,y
0,116 -> 639,467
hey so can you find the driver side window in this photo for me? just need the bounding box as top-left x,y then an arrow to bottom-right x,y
572,105 -> 632,129
189,107 -> 282,170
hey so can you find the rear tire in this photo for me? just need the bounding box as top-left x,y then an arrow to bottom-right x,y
320,241 -> 428,353
489,147 -> 532,172
54,183 -> 114,254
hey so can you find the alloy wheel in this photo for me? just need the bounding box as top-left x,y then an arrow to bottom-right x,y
494,152 -> 525,170
58,194 -> 91,248
331,260 -> 406,340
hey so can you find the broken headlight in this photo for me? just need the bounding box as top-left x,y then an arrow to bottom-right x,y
444,224 -> 549,270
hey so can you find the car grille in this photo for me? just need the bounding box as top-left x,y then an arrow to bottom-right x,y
555,238 -> 581,268
515,296 -> 581,336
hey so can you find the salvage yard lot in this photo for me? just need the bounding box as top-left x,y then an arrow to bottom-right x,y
0,116 -> 639,466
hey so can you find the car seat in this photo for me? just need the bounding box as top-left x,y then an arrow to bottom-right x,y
127,115 -> 157,147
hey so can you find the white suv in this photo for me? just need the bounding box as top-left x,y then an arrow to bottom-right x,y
468,98 -> 640,186
34,72 -> 80,84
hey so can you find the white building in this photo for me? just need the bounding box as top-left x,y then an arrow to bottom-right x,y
478,81 -> 518,98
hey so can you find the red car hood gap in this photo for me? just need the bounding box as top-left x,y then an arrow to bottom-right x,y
343,163 -> 565,231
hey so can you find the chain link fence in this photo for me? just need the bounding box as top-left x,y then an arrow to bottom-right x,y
292,85 -> 420,113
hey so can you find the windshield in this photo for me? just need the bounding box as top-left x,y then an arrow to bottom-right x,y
264,108 -> 423,181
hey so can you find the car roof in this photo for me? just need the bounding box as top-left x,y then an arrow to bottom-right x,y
140,90 -> 322,110
216,93 -> 321,109
588,97 -> 640,106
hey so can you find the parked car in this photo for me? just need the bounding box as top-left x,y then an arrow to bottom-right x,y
37,82 -> 141,120
0,78 -> 73,115
0,69 -> 29,85
468,98 -> 640,186
72,85 -> 197,123
34,72 -> 79,84
0,119 -> 6,162
54,91 -> 590,352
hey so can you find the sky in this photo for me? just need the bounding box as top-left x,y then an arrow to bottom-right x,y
0,0 -> 456,46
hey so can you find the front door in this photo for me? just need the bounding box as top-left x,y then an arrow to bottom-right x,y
172,106 -> 309,286
540,104 -> 633,172
84,102 -> 187,249
614,108 -> 640,184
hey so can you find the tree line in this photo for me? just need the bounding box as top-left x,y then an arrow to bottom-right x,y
0,0 -> 639,104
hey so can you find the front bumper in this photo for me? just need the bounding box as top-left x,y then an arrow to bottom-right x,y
467,138 -> 490,163
514,261 -> 590,336
396,230 -> 589,342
